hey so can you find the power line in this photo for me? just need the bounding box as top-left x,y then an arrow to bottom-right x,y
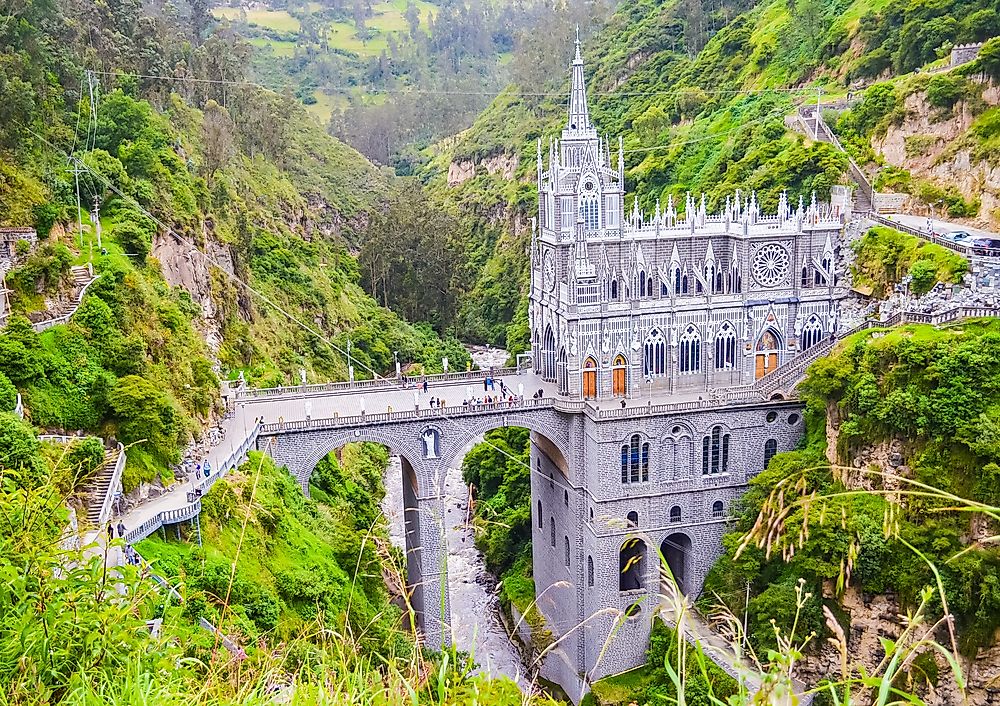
88,68 -> 837,99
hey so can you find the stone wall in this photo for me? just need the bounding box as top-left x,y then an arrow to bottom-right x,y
951,42 -> 985,68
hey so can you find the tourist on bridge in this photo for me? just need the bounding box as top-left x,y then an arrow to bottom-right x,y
422,379 -> 428,393
107,523 -> 115,541
203,460 -> 211,478
116,520 -> 126,540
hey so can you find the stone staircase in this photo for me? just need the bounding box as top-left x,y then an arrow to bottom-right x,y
80,446 -> 124,527
796,108 -> 874,214
30,264 -> 99,333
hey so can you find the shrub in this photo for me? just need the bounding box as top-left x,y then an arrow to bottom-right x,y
926,74 -> 966,109
0,372 -> 16,412
66,437 -> 106,480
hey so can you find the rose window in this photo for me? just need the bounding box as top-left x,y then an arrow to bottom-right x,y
751,244 -> 790,288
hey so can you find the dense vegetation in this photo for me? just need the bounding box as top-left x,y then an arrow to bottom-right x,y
704,319 -> 1000,661
851,225 -> 968,297
1,423 -> 555,704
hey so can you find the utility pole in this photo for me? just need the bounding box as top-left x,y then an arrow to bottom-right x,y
67,161 -> 85,250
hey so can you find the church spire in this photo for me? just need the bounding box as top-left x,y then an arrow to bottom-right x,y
567,29 -> 591,132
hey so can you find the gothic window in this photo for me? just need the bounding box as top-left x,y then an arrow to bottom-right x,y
681,273 -> 689,294
714,323 -> 737,369
580,196 -> 599,230
764,439 -> 778,468
587,556 -> 594,586
733,268 -> 742,292
695,279 -> 703,294
814,267 -> 825,286
701,425 -> 730,474
715,269 -> 724,293
621,434 -> 649,483
712,500 -> 725,518
669,505 -> 682,523
542,325 -> 556,381
564,536 -> 571,566
564,489 -> 569,506
550,517 -> 556,547
610,279 -> 618,299
801,315 -> 823,351
661,281 -> 669,296
537,500 -> 543,529
679,325 -> 701,374
626,511 -> 639,527
643,328 -> 667,377
801,266 -> 810,288
674,268 -> 682,294
639,271 -> 647,297
705,264 -> 714,292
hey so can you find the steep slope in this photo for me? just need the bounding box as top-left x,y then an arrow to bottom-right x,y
0,0 -> 468,488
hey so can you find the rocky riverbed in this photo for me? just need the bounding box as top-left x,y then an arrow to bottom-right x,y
381,455 -> 530,686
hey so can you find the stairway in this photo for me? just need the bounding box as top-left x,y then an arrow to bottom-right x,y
799,109 -> 875,215
70,265 -> 91,287
82,447 -> 121,526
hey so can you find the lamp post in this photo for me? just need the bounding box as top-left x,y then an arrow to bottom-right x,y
347,338 -> 354,383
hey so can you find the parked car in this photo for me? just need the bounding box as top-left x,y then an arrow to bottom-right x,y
968,237 -> 1000,250
943,229 -> 973,242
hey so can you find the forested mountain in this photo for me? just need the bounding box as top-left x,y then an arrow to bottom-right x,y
417,0 -> 1000,350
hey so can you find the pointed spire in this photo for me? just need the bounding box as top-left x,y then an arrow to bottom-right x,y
778,190 -> 789,223
568,33 -> 591,132
618,136 -> 624,180
705,239 -> 716,264
670,243 -> 680,266
698,193 -> 707,226
666,194 -> 676,227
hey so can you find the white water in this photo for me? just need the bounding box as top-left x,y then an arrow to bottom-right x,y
381,456 -> 530,686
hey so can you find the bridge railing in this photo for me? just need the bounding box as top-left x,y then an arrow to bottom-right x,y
259,398 -> 556,434
235,367 -> 520,400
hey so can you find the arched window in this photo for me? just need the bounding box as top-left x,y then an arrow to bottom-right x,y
537,500 -> 543,529
550,517 -> 555,547
681,273 -> 689,294
639,271 -> 647,297
814,266 -> 825,286
661,281 -> 669,296
764,439 -> 778,468
610,279 -> 618,299
587,555 -> 594,586
801,266 -> 810,288
564,536 -> 571,566
712,500 -> 725,518
679,325 -> 701,374
673,268 -> 682,294
542,325 -> 556,381
626,511 -> 639,527
701,425 -> 730,474
580,196 -> 599,230
715,269 -> 724,293
620,434 -> 650,483
669,505 -> 682,523
733,268 -> 742,292
612,354 -> 628,397
705,264 -> 714,293
563,489 -> 569,506
714,322 -> 737,369
643,328 -> 667,377
801,315 -> 823,351
619,537 -> 645,591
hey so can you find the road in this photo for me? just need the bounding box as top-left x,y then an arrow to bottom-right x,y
880,213 -> 997,241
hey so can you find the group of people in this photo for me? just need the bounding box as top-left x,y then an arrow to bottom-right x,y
427,397 -> 448,408
107,521 -> 141,566
462,395 -> 525,408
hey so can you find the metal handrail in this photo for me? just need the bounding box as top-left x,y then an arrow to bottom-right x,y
869,214 -> 1000,258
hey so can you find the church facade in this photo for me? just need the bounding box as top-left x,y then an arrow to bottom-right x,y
524,40 -> 848,697
529,42 -> 847,400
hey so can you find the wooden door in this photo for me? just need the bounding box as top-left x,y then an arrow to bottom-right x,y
755,352 -> 778,379
612,366 -> 626,396
583,370 -> 597,398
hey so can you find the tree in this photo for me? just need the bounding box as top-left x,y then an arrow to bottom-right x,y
0,412 -> 45,488
107,375 -> 180,466
977,37 -> 1000,81
201,100 -> 235,179
404,1 -> 420,38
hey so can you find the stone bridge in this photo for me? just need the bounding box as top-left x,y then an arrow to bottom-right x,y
237,366 -> 806,697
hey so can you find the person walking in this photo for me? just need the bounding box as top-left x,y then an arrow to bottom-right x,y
107,523 -> 114,542
116,520 -> 126,540
423,379 -> 428,394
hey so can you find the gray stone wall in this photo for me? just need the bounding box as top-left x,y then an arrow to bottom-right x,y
951,42 -> 984,67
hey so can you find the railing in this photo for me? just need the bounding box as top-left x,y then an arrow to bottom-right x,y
869,214 -> 1000,258
235,367 -> 520,400
259,398 -> 555,434
95,444 -> 126,527
13,392 -> 23,419
31,274 -> 101,333
123,421 -> 263,545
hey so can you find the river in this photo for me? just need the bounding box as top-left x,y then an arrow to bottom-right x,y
381,456 -> 531,687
